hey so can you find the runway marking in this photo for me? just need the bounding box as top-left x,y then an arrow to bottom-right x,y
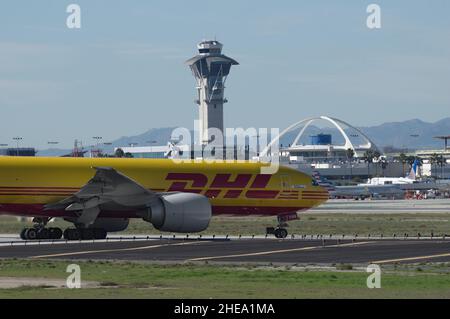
372,252 -> 450,264
30,241 -> 208,259
187,241 -> 371,261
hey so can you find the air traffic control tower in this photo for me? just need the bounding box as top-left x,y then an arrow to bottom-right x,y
186,40 -> 239,146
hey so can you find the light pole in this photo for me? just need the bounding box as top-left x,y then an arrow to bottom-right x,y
103,142 -> 112,156
92,136 -> 103,157
13,137 -> 23,156
252,134 -> 260,157
0,144 -> 7,156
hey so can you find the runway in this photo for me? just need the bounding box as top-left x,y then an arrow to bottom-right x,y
0,236 -> 449,265
310,198 -> 450,214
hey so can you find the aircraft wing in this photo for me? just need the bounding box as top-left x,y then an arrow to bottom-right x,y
44,167 -> 160,218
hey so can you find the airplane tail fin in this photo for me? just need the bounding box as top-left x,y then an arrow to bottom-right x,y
407,159 -> 419,180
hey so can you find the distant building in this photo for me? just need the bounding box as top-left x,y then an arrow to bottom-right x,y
415,149 -> 450,160
0,148 -> 36,156
115,144 -> 251,160
115,145 -> 190,159
414,149 -> 450,179
261,116 -> 380,163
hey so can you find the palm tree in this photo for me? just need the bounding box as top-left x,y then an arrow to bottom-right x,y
373,150 -> 381,176
363,150 -> 375,178
437,155 -> 446,179
406,155 -> 416,167
114,148 -> 125,158
430,153 -> 439,178
346,148 -> 355,180
399,153 -> 407,176
380,158 -> 388,176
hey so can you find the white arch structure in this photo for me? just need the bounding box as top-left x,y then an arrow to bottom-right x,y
260,116 -> 378,158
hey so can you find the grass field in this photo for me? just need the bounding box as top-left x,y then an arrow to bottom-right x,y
2,213 -> 450,237
0,259 -> 449,298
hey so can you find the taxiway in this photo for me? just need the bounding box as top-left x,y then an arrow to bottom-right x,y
0,236 -> 449,265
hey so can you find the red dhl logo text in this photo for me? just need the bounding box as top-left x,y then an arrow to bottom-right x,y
165,173 -> 281,199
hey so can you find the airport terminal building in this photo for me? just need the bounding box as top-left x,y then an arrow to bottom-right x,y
0,148 -> 36,157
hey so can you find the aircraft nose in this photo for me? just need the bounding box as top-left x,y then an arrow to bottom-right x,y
321,184 -> 329,193
317,185 -> 330,202
322,187 -> 330,199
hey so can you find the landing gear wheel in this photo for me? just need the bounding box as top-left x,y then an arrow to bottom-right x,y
18,216 -> 63,240
63,228 -> 107,241
64,229 -> 81,241
20,228 -> 27,240
24,228 -> 37,240
274,228 -> 288,239
19,217 -> 62,240
80,229 -> 95,240
49,228 -> 63,240
63,229 -> 69,240
37,228 -> 49,240
93,228 -> 107,240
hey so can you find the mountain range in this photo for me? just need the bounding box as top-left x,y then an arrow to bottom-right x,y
37,117 -> 450,156
358,118 -> 450,151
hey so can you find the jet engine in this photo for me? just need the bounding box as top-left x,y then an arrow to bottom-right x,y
142,193 -> 211,233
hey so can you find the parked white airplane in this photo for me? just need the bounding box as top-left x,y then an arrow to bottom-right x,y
312,171 -> 405,200
362,159 -> 420,186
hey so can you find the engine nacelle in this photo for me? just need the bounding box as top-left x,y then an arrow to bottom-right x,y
144,193 -> 211,233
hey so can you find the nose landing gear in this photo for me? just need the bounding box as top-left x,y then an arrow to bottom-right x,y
266,227 -> 288,239
266,213 -> 299,239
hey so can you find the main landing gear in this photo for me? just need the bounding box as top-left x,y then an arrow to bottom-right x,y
19,217 -> 107,241
63,228 -> 107,240
266,213 -> 299,239
20,217 -> 63,240
20,227 -> 63,240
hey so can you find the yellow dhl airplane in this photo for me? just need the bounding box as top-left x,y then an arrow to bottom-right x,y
0,157 -> 328,240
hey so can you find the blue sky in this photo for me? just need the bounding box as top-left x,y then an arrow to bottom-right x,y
0,0 -> 449,149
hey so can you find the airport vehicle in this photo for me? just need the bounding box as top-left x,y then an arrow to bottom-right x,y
0,157 -> 328,240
